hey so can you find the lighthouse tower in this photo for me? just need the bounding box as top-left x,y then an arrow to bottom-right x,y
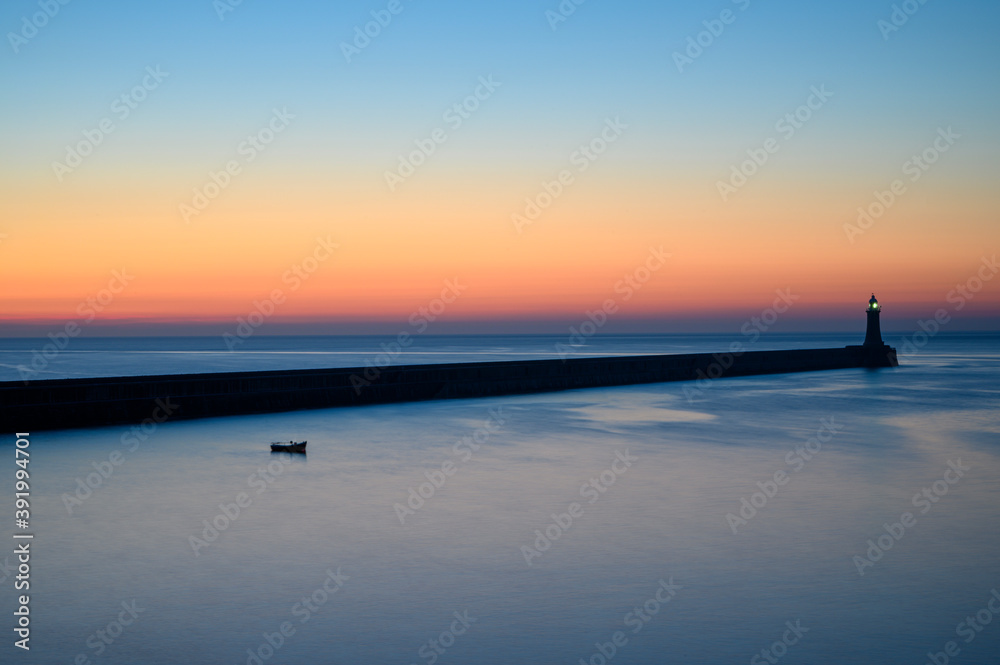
863,294 -> 883,348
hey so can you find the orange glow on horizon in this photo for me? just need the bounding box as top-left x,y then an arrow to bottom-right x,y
2,160 -> 998,329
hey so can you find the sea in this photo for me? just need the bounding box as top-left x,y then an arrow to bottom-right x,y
1,333 -> 998,665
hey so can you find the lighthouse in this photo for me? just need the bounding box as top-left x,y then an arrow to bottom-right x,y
849,293 -> 898,367
863,294 -> 884,348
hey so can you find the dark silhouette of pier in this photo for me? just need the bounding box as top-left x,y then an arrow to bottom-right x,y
0,296 -> 897,432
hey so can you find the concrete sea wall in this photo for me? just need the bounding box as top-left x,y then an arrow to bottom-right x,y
0,345 -> 897,432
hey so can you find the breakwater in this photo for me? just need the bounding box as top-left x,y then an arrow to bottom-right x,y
0,343 -> 897,432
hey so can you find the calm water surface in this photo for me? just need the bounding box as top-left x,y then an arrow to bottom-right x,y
2,334 -> 998,664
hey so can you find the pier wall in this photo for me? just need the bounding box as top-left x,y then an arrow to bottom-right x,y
0,345 -> 897,432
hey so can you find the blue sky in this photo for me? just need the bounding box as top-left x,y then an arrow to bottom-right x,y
4,0 -> 997,171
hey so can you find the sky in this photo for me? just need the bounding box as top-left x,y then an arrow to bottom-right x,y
1,0 -> 998,335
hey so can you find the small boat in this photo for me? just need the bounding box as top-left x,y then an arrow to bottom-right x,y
270,440 -> 307,453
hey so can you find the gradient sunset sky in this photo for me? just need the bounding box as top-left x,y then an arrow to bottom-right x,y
1,0 -> 998,334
